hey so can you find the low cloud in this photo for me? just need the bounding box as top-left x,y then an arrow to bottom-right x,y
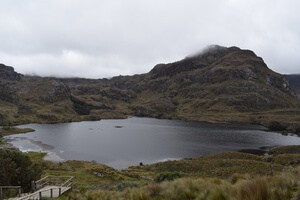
0,0 -> 299,78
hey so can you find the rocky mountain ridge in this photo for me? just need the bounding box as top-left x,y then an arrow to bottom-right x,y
0,64 -> 22,81
0,46 -> 299,132
286,74 -> 300,97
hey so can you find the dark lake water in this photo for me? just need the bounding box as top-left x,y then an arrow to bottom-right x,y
4,117 -> 300,169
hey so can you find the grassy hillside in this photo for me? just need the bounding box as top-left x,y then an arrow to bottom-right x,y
61,171 -> 300,200
23,145 -> 300,200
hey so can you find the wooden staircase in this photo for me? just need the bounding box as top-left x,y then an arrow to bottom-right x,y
6,176 -> 73,200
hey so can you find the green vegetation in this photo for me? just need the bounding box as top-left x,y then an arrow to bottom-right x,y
154,171 -> 182,183
124,152 -> 283,179
60,169 -> 300,200
1,146 -> 300,199
26,152 -> 144,188
42,160 -> 139,187
0,149 -> 43,192
23,146 -> 300,199
0,127 -> 34,136
25,151 -> 48,162
0,127 -> 35,149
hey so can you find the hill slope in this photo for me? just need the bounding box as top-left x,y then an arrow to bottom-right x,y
286,74 -> 300,97
0,46 -> 299,131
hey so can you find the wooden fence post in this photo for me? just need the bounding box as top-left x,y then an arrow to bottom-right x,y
18,187 -> 21,197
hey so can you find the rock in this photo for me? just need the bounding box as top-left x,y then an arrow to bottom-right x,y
70,95 -> 115,115
70,95 -> 93,115
132,106 -> 153,117
36,114 -> 58,121
0,82 -> 18,103
100,88 -> 137,103
268,121 -> 287,132
0,64 -> 22,81
296,128 -> 300,136
150,45 -> 236,78
286,74 -> 300,97
39,80 -> 71,103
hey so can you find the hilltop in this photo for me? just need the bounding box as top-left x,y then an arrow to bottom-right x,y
0,45 -> 299,132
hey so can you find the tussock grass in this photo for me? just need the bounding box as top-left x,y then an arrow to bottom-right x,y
60,167 -> 300,200
126,152 -> 283,179
23,146 -> 299,199
56,148 -> 300,199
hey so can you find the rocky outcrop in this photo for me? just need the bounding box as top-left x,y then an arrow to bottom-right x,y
150,45 -> 237,78
70,95 -> 115,115
131,97 -> 177,118
286,74 -> 300,96
144,46 -> 298,112
0,64 -> 22,103
39,80 -> 71,103
0,64 -> 22,81
0,82 -> 18,103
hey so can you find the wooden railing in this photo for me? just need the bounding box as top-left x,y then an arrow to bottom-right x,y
35,175 -> 74,191
17,186 -> 70,200
15,176 -> 74,200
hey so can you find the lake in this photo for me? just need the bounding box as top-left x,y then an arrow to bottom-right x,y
5,117 -> 300,169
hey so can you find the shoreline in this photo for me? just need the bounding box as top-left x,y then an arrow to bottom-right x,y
1,118 -> 299,170
0,127 -> 35,150
2,114 -> 298,136
2,108 -> 300,136
2,140 -> 288,171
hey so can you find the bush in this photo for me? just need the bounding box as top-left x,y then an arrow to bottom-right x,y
154,171 -> 182,183
0,149 -> 43,192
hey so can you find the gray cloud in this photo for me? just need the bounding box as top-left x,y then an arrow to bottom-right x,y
0,0 -> 299,78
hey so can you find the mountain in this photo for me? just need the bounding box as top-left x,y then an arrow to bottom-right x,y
286,74 -> 300,96
129,45 -> 297,114
0,45 -> 299,132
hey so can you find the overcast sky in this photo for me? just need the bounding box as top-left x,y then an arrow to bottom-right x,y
0,0 -> 299,78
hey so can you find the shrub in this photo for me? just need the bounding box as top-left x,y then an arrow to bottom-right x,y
0,149 -> 43,192
154,171 -> 182,183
